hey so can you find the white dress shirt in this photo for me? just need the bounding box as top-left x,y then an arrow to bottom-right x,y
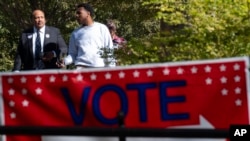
32,26 -> 45,57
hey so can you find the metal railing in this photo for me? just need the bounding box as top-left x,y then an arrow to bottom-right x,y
0,126 -> 229,139
0,112 -> 230,140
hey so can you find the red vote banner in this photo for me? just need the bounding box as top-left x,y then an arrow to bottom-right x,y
0,57 -> 249,141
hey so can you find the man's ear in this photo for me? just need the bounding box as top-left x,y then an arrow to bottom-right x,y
87,11 -> 91,16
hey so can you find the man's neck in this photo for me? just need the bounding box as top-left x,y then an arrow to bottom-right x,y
84,19 -> 94,26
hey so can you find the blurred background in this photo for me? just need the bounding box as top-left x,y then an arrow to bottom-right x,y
1,0 -> 250,71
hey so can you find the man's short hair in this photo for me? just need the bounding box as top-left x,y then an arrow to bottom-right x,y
77,3 -> 94,17
31,9 -> 46,19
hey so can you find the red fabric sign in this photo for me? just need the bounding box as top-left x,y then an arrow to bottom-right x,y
1,57 -> 249,141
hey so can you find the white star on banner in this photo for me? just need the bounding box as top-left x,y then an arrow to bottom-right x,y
220,76 -> 227,84
235,87 -> 241,94
119,71 -> 125,78
8,89 -> 15,95
90,73 -> 97,80
9,100 -> 15,107
147,70 -> 153,77
76,74 -> 83,81
49,75 -> 56,82
133,70 -> 140,78
177,67 -> 184,75
219,64 -> 226,72
163,68 -> 170,75
105,72 -> 112,80
235,99 -> 242,106
221,88 -> 228,96
22,88 -> 27,95
62,75 -> 68,82
22,100 -> 29,107
205,77 -> 212,85
8,77 -> 14,84
234,75 -> 241,82
191,66 -> 198,74
35,76 -> 42,83
35,88 -> 42,95
234,63 -> 240,71
204,65 -> 212,73
10,112 -> 16,119
20,76 -> 27,83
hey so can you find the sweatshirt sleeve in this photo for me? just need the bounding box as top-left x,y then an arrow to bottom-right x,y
64,32 -> 77,65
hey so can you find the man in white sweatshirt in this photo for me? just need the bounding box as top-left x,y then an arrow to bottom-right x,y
58,3 -> 113,69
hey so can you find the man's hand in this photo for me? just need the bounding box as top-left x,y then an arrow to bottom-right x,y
56,59 -> 66,68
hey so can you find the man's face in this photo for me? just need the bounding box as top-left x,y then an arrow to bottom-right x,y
76,7 -> 90,25
33,10 -> 46,29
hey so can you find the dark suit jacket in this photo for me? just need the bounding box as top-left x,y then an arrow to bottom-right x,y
13,26 -> 68,71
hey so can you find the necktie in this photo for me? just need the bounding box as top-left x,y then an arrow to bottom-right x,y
35,30 -> 41,60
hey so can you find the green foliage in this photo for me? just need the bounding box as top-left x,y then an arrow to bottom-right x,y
92,0 -> 158,39
0,14 -> 15,71
1,0 -> 250,71
118,0 -> 250,65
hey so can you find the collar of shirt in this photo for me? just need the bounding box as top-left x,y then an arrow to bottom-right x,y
33,26 -> 45,54
33,26 -> 45,33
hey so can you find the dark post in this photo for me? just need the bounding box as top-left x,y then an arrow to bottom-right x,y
117,111 -> 126,141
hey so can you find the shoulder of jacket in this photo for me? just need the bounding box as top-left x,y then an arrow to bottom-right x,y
22,28 -> 33,33
46,26 -> 59,30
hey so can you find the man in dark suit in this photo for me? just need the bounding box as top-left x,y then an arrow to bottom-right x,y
13,9 -> 67,71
